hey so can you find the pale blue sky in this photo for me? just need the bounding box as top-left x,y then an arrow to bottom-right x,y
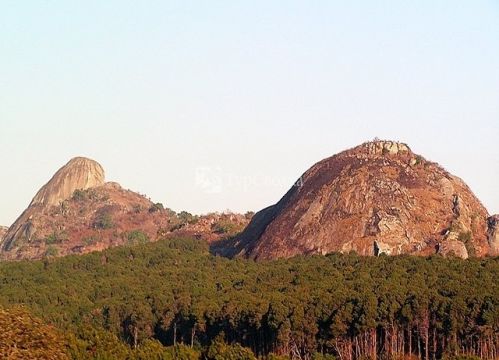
1,1 -> 498,225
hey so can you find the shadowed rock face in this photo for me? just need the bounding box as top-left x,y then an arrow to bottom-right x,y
230,140 -> 492,260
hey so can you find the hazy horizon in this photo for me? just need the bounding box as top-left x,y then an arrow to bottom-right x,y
1,1 -> 498,226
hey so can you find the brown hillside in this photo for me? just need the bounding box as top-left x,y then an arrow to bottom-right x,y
229,140 -> 496,260
0,157 -> 248,260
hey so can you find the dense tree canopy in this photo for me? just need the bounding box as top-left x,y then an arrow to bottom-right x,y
0,237 -> 497,359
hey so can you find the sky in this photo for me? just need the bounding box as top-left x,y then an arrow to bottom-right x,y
0,1 -> 498,226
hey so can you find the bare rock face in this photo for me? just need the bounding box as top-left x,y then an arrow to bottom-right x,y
30,157 -> 105,208
437,240 -> 469,259
230,140 -> 492,260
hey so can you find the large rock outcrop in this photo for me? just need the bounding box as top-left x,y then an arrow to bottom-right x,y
0,157 -> 249,260
30,157 -> 105,208
1,157 -> 105,253
228,140 -> 493,260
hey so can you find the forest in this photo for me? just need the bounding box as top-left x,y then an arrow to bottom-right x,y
0,237 -> 497,360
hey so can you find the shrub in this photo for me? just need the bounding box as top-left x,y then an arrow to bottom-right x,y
211,220 -> 243,235
44,231 -> 67,245
45,246 -> 59,257
266,354 -> 290,360
82,235 -> 100,246
178,211 -> 199,225
133,204 -> 144,213
163,208 -> 177,217
312,353 -> 337,360
443,356 -> 481,360
457,231 -> 472,243
66,325 -> 131,360
126,230 -> 149,245
94,212 -> 114,229
165,344 -> 201,360
169,223 -> 185,232
134,339 -> 168,359
149,203 -> 165,213
72,189 -> 86,201
168,211 -> 199,232
206,333 -> 256,360
44,233 -> 57,244
133,344 -> 200,359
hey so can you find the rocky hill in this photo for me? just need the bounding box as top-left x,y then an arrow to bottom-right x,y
228,140 -> 497,260
0,157 -> 248,260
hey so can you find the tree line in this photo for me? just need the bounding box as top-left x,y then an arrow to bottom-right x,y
0,237 -> 497,359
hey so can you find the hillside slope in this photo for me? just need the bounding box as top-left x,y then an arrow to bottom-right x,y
0,157 -> 248,260
229,140 -> 497,260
